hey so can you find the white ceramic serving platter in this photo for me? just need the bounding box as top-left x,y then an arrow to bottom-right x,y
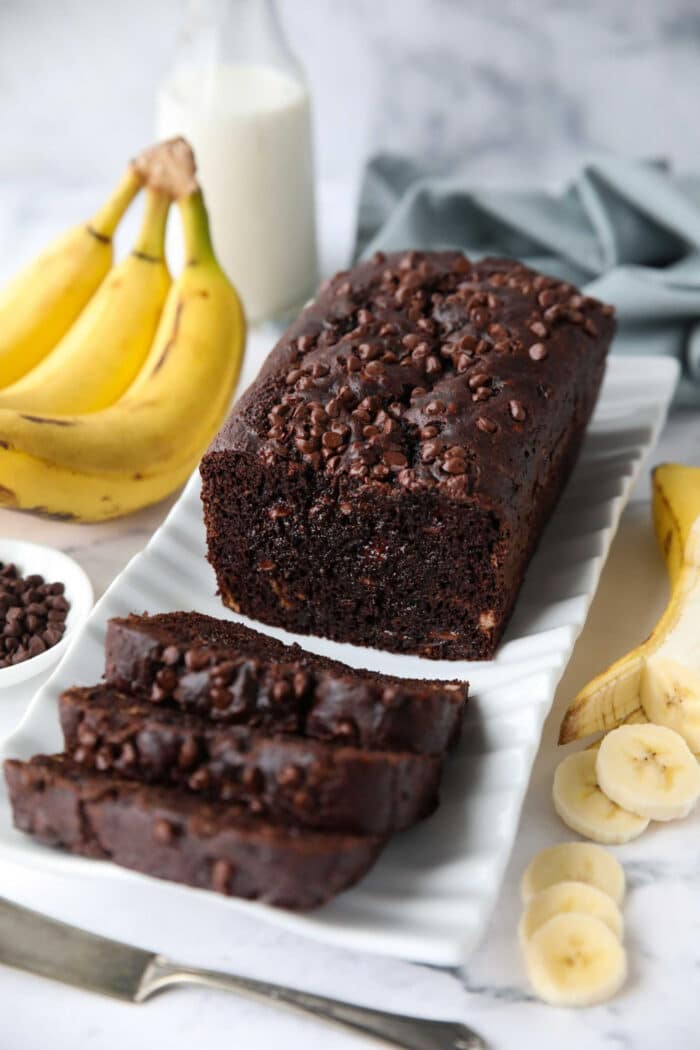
0,354 -> 678,968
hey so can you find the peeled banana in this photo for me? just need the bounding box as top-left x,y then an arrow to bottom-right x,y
560,463 -> 700,749
519,844 -> 628,1008
0,189 -> 172,413
0,185 -> 245,521
552,749 -> 648,844
520,841 -> 625,906
518,881 -> 623,946
522,913 -> 627,1007
0,166 -> 141,387
596,722 -> 700,822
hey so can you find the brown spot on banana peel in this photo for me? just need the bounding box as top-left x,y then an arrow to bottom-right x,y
0,484 -> 17,506
151,300 -> 184,375
131,250 -> 162,264
12,505 -> 78,521
653,477 -> 682,560
86,224 -> 111,245
19,415 -> 79,426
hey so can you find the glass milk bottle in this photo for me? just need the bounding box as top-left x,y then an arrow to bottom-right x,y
156,0 -> 318,323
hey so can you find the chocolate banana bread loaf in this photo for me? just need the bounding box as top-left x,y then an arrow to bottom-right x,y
105,612 -> 467,754
59,686 -> 442,834
201,251 -> 614,659
4,755 -> 384,910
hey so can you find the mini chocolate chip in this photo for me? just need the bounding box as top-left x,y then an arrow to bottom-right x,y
271,679 -> 291,703
26,630 -> 45,655
277,764 -> 303,788
242,766 -> 264,792
334,719 -> 357,742
346,354 -> 361,372
528,343 -> 548,361
384,450 -> 407,470
529,321 -> 548,338
425,400 -> 445,415
293,670 -> 311,698
476,416 -> 497,433
468,372 -> 489,390
188,768 -> 211,791
509,399 -> 526,422
210,687 -> 232,710
364,360 -> 385,378
442,457 -> 466,475
185,647 -> 212,672
95,748 -> 112,772
537,289 -> 558,308
118,741 -> 136,768
155,667 -> 178,692
211,859 -> 234,895
77,724 -> 98,748
322,430 -> 343,450
178,736 -> 199,769
161,645 -> 180,666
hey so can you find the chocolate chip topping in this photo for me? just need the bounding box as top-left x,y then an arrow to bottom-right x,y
213,251 -> 614,504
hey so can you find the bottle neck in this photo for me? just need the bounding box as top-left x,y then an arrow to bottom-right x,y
181,0 -> 301,79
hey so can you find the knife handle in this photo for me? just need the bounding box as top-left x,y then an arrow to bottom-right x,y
139,955 -> 487,1050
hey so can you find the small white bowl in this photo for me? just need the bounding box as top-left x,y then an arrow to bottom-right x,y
0,539 -> 94,688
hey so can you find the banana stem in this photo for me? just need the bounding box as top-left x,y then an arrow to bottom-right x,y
89,167 -> 142,239
134,189 -> 171,259
179,190 -> 217,267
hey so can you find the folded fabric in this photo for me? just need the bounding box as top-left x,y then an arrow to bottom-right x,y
355,154 -> 700,404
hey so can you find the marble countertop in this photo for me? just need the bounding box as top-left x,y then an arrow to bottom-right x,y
0,179 -> 698,1050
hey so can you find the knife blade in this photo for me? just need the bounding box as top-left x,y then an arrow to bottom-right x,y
0,896 -> 488,1050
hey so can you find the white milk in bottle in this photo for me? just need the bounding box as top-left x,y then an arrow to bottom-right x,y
157,1 -> 318,323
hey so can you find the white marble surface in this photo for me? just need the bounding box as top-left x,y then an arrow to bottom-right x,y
2,0 -> 700,190
0,176 -> 699,1048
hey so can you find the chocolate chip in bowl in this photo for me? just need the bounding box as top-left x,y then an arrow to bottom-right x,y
0,541 -> 93,689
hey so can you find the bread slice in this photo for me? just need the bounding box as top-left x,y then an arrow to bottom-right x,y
4,755 -> 385,911
105,611 -> 467,754
59,685 -> 442,834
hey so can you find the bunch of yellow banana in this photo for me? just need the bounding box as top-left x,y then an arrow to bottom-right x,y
551,463 -> 700,845
0,140 -> 245,520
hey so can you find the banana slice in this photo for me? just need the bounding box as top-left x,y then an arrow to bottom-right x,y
596,722 -> 700,821
519,881 -> 623,947
521,842 -> 625,906
552,750 -> 649,844
523,913 -> 627,1007
641,655 -> 700,753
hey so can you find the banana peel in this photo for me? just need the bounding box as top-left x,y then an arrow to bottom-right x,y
559,464 -> 700,748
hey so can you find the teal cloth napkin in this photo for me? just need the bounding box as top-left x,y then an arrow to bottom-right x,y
355,155 -> 700,404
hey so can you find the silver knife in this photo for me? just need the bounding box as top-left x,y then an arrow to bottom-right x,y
0,896 -> 487,1050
